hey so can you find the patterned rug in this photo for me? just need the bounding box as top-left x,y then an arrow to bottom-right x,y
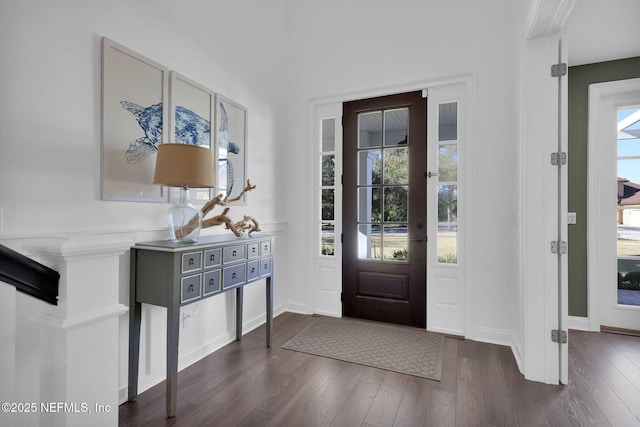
282,316 -> 444,381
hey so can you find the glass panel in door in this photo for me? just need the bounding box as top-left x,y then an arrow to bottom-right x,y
357,108 -> 409,262
617,107 -> 640,307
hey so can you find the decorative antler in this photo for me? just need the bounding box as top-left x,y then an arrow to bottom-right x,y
174,180 -> 261,239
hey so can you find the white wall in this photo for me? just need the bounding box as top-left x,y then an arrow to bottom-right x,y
282,0 -> 521,343
0,0 -> 289,411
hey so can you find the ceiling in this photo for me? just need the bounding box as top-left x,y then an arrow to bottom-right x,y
563,0 -> 640,66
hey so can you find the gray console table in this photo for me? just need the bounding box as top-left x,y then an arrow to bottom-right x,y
128,234 -> 275,418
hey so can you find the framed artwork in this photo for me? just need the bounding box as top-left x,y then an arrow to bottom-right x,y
168,71 -> 217,205
215,94 -> 248,204
101,37 -> 169,202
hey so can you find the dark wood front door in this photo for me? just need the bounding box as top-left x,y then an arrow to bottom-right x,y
342,91 -> 427,328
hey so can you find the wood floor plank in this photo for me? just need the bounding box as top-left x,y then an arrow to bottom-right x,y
363,371 -> 407,426
294,361 -> 368,427
571,330 -> 640,424
120,313 -> 640,427
569,340 -> 639,426
424,389 -> 455,427
392,376 -> 433,427
329,379 -> 379,427
477,342 -> 518,426
454,355 -> 485,426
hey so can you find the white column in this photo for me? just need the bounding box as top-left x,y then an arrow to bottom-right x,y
0,284 -> 16,427
26,236 -> 131,427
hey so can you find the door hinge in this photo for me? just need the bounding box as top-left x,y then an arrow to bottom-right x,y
551,63 -> 567,78
551,241 -> 567,254
341,174 -> 343,185
341,233 -> 343,244
551,329 -> 568,343
340,292 -> 343,302
551,152 -> 567,166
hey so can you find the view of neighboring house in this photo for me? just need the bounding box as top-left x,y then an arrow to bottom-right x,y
618,177 -> 640,224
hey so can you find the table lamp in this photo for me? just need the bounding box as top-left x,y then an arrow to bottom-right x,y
153,143 -> 216,243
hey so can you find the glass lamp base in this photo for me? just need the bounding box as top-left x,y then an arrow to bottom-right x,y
167,188 -> 202,243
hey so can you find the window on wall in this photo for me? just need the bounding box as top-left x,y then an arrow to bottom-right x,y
320,118 -> 336,256
437,102 -> 458,264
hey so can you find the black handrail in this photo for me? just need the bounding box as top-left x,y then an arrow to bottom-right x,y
0,244 -> 59,305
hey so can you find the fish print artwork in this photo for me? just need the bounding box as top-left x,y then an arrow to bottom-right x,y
121,101 -> 215,164
120,101 -> 163,164
218,101 -> 241,197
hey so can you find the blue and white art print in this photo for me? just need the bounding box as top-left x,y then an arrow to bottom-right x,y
216,95 -> 247,204
168,72 -> 216,204
101,37 -> 169,202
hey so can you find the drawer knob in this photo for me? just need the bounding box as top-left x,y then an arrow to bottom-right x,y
251,267 -> 256,273
188,284 -> 194,292
209,279 -> 215,286
210,254 -> 215,261
189,258 -> 194,265
252,247 -> 256,253
264,264 -> 268,269
232,272 -> 237,279
232,250 -> 237,257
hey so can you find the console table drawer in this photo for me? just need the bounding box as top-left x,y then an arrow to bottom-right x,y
223,264 -> 246,289
181,274 -> 201,303
182,251 -> 202,273
261,257 -> 272,277
203,269 -> 221,295
260,240 -> 272,256
223,245 -> 246,264
247,260 -> 260,282
247,242 -> 260,259
204,248 -> 221,268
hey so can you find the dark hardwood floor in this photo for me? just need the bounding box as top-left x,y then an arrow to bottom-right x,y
119,312 -> 640,426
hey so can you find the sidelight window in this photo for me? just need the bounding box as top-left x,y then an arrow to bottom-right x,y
437,102 -> 458,264
320,118 -> 336,256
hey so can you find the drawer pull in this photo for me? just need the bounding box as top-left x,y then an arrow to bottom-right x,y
264,263 -> 268,269
232,272 -> 237,279
252,247 -> 256,253
209,279 -> 215,286
264,245 -> 268,250
188,284 -> 194,292
232,250 -> 237,257
251,267 -> 256,273
189,258 -> 194,266
210,254 -> 215,261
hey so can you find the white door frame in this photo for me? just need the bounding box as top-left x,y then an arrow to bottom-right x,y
520,33 -> 568,384
588,77 -> 640,331
308,76 -> 472,336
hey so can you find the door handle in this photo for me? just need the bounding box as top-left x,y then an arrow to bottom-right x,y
408,237 -> 424,243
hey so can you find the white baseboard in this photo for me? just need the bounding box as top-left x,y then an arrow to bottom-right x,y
282,302 -> 308,314
473,326 -> 513,347
510,333 -> 523,373
568,315 -> 590,331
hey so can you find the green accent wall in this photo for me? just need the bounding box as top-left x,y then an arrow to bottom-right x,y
568,56 -> 640,317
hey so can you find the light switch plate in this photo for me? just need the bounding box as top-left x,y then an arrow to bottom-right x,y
567,212 -> 576,224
